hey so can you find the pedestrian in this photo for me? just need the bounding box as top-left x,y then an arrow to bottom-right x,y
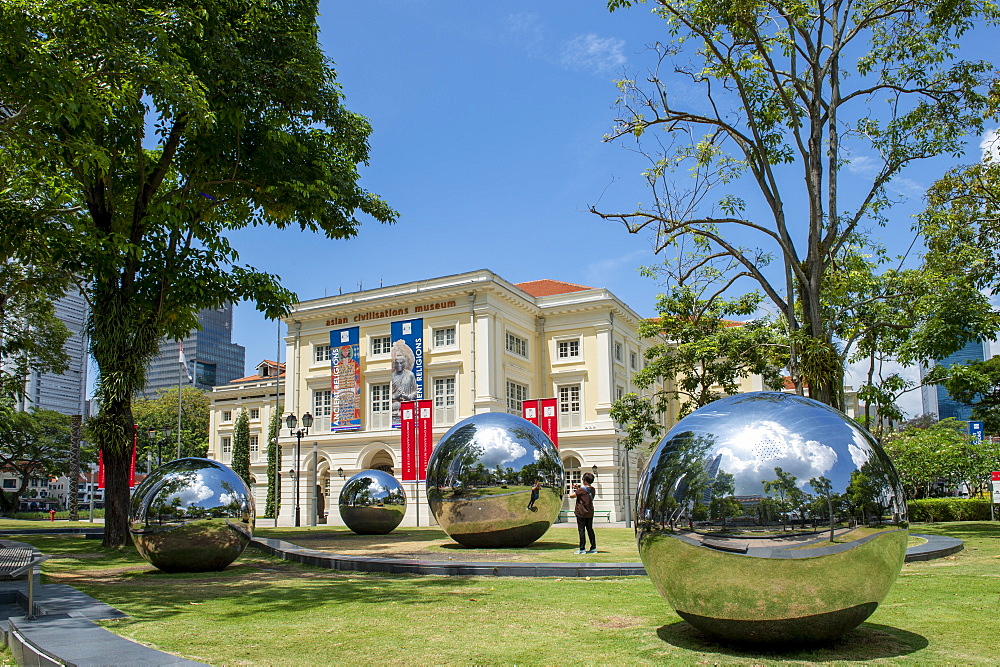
526,480 -> 541,510
569,472 -> 597,554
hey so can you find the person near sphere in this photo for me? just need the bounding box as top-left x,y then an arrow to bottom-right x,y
570,472 -> 597,554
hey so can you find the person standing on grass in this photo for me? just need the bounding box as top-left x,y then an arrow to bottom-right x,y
570,472 -> 597,554
526,480 -> 541,510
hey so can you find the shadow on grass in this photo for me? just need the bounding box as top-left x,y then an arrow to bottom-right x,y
911,521 -> 997,541
656,620 -> 928,661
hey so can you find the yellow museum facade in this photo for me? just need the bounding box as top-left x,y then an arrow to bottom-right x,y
208,269 -> 670,527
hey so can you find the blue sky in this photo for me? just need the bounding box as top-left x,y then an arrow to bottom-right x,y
227,1 -> 997,417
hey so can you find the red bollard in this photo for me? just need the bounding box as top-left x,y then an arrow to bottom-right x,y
49,509 -> 56,522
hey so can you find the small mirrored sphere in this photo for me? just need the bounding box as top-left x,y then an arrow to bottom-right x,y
426,412 -> 564,547
129,458 -> 255,573
636,392 -> 907,645
339,469 -> 407,534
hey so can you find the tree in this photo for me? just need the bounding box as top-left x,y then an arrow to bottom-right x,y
596,0 -> 998,410
925,357 -> 1000,433
0,262 -> 71,402
809,475 -> 836,541
0,0 -> 396,546
762,467 -> 800,530
231,408 -> 251,487
130,386 -> 209,466
881,418 -> 997,499
611,283 -> 787,450
0,403 -> 94,514
265,407 -> 282,518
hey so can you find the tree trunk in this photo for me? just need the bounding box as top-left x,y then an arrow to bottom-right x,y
102,442 -> 132,548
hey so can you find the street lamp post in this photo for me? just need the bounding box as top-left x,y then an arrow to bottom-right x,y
285,412 -> 313,527
146,426 -> 172,470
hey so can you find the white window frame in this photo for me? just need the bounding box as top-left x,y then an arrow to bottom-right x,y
558,384 -> 582,429
563,456 -> 582,496
614,340 -> 623,363
506,380 -> 529,415
557,338 -> 581,359
433,376 -> 456,424
371,335 -> 392,356
222,410 -> 232,422
370,383 -> 391,430
313,389 -> 332,417
249,435 -> 259,461
314,344 -> 330,363
221,436 -> 232,460
505,332 -> 528,358
249,408 -> 260,420
630,351 -> 637,370
433,326 -> 457,349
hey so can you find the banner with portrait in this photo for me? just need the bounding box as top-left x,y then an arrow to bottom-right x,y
390,318 -> 423,427
330,327 -> 362,431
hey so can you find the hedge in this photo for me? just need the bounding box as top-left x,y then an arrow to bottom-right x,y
907,498 -> 993,522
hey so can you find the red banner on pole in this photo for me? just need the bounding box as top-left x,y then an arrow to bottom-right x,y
400,401 -> 417,481
97,450 -> 105,489
540,397 -> 558,448
417,399 -> 433,480
130,426 -> 138,487
522,399 -> 541,427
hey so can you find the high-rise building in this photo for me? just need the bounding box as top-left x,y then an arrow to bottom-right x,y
920,338 -> 992,421
142,304 -> 246,397
16,289 -> 89,417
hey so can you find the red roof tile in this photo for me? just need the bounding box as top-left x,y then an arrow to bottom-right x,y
515,279 -> 593,297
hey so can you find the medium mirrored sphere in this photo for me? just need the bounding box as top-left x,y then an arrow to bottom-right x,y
426,412 -> 564,547
130,458 -> 255,573
339,469 -> 407,534
636,392 -> 907,645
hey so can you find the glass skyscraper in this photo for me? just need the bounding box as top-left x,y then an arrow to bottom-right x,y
920,338 -> 990,421
142,304 -> 246,397
16,289 -> 90,417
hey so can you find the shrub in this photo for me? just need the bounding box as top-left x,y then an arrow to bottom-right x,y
907,498 -> 992,522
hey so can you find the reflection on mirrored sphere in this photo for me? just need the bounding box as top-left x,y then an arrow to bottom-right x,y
129,458 -> 255,573
636,392 -> 907,645
339,469 -> 406,534
426,412 -> 564,547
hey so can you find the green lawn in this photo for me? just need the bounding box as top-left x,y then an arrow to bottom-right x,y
0,520 -> 995,664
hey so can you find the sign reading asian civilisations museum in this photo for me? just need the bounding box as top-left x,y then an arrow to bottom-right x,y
330,327 -> 361,431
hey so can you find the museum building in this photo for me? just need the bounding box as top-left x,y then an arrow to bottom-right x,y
207,269 -> 672,527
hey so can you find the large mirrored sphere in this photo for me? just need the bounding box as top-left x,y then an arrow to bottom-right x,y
636,392 -> 907,645
129,458 -> 255,573
339,469 -> 407,534
426,412 -> 564,547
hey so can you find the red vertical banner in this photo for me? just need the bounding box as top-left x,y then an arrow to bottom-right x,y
130,426 -> 138,487
522,399 -> 541,427
97,450 -> 105,489
417,399 -> 434,480
540,397 -> 558,448
400,401 -> 417,481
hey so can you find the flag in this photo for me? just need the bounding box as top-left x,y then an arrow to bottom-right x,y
178,342 -> 193,382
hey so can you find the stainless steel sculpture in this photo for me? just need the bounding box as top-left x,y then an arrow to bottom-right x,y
426,412 -> 564,547
636,392 -> 907,645
339,469 -> 407,534
130,458 -> 255,573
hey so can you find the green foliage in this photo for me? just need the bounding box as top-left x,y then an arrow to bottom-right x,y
611,285 -> 786,449
0,402 -> 95,514
231,408 -> 251,487
598,0 -> 1000,409
265,407 -> 282,518
907,498 -> 993,522
0,262 -> 72,401
924,356 -> 1000,434
883,418 -> 999,499
0,0 -> 396,545
130,386 -> 209,465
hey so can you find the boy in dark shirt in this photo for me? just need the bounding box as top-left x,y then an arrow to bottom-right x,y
569,472 -> 597,554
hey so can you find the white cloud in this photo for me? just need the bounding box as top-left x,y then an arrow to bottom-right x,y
478,427 -> 528,468
981,128 -> 1000,163
715,420 -> 838,491
560,34 -> 627,74
174,473 -> 215,505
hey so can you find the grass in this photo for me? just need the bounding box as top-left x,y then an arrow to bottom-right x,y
0,520 -> 995,664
